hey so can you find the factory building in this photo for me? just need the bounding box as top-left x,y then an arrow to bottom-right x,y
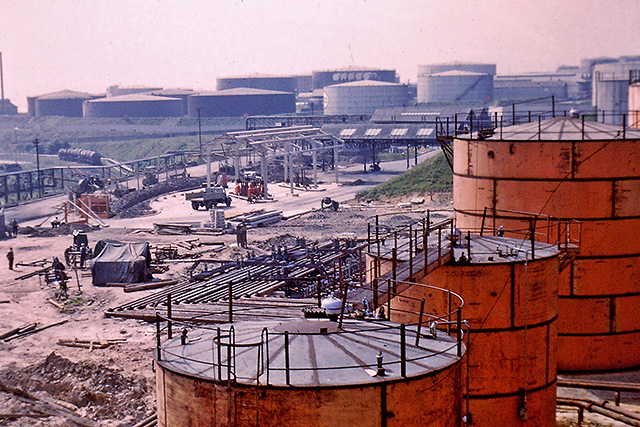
148,88 -> 194,116
106,85 -> 163,97
592,57 -> 640,124
323,80 -> 409,116
217,74 -> 300,94
417,63 -> 496,104
83,93 -> 183,118
453,116 -> 640,372
187,88 -> 295,118
28,90 -> 101,117
312,66 -> 398,90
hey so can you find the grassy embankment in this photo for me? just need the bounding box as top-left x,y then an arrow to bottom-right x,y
356,153 -> 452,201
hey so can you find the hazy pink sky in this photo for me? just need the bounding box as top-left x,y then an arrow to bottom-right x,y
1,0 -> 639,111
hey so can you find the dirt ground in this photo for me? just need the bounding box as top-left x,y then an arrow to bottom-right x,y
0,189 -> 451,426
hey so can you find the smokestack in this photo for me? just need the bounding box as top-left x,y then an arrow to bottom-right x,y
0,52 -> 4,114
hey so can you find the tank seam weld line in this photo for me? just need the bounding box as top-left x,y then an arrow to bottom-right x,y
464,378 -> 557,400
470,314 -> 557,334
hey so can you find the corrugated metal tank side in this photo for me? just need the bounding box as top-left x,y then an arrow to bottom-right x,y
155,358 -> 462,427
453,134 -> 640,371
390,254 -> 558,427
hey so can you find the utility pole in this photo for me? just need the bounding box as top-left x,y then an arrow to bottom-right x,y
0,52 -> 5,115
197,108 -> 202,156
34,138 -> 42,197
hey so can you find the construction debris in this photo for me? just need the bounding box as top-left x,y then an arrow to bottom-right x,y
4,320 -> 69,342
47,299 -> 65,310
0,379 -> 98,427
0,323 -> 38,340
57,338 -> 127,350
227,209 -> 283,229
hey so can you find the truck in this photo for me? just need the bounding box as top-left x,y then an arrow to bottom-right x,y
185,186 -> 232,210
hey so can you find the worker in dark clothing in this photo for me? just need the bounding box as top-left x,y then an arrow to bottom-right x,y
7,248 -> 14,270
79,244 -> 88,269
236,222 -> 248,248
10,219 -> 18,237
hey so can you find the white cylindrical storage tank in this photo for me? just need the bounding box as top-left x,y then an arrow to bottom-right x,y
418,70 -> 493,104
323,80 -> 408,116
628,81 -> 640,128
592,60 -> 640,124
83,94 -> 183,118
156,318 -> 465,427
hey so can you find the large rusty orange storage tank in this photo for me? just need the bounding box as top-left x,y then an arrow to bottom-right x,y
453,117 -> 640,371
391,236 -> 559,427
156,318 -> 465,427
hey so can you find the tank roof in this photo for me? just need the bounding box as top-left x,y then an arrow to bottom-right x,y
453,235 -> 559,264
313,66 -> 395,73
218,73 -> 296,79
426,70 -> 488,77
158,318 -> 462,387
86,93 -> 181,102
148,88 -> 194,96
35,90 -> 99,100
482,117 -> 640,141
325,80 -> 403,88
192,87 -> 293,96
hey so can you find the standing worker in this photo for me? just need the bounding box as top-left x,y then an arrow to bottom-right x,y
10,219 -> 18,237
7,248 -> 14,270
236,222 -> 248,248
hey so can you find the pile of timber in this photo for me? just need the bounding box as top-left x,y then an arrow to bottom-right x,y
1,320 -> 68,342
153,222 -> 224,236
57,338 -> 127,350
227,209 -> 283,228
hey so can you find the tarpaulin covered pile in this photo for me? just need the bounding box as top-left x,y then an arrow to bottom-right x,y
91,240 -> 152,286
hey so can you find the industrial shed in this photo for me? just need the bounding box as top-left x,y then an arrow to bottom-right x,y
187,87 -> 295,117
83,93 -> 183,118
30,90 -> 101,117
323,80 -> 409,116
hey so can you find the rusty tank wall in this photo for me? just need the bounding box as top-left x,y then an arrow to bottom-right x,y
390,250 -> 558,427
156,363 -> 461,427
453,131 -> 640,371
